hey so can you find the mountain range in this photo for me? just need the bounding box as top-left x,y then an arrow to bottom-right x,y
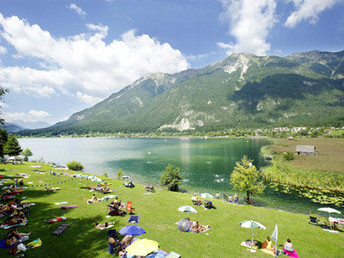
22,50 -> 344,135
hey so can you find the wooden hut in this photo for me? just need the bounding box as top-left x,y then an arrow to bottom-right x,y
295,145 -> 316,155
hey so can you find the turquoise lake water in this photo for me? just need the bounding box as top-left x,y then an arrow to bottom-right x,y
18,137 -> 332,214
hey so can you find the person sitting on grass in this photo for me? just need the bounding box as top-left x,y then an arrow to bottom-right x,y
262,236 -> 274,251
284,239 -> 293,252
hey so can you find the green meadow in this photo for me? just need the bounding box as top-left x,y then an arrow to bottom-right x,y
0,162 -> 343,257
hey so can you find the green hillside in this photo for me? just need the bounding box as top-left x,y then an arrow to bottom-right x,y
22,50 -> 344,135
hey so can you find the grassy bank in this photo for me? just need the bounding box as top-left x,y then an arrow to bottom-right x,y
0,162 -> 343,257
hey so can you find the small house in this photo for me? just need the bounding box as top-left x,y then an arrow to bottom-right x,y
295,145 -> 316,155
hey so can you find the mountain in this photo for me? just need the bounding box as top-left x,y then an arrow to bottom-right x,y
24,50 -> 344,135
1,122 -> 27,133
10,120 -> 51,130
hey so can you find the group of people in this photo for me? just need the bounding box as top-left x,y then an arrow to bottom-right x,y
108,196 -> 127,216
0,177 -> 33,253
228,193 -> 239,203
262,236 -> 298,257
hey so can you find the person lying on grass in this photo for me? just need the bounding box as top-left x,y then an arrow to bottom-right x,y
0,227 -> 31,249
84,194 -> 99,203
0,203 -> 15,216
191,220 -> 210,233
2,211 -> 27,226
94,222 -> 115,229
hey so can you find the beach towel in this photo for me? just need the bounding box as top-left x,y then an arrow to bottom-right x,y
55,202 -> 68,205
1,221 -> 28,229
261,248 -> 275,256
26,238 -> 42,249
144,192 -> 154,195
100,195 -> 116,202
128,216 -> 140,223
283,248 -> 299,258
52,224 -> 70,236
45,217 -> 67,224
61,205 -> 77,209
240,240 -> 258,249
96,224 -> 115,230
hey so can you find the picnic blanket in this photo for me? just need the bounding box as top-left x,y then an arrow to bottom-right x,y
52,224 -> 70,236
61,205 -> 77,209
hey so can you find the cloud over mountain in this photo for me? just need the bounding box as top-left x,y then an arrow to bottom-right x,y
0,14 -> 189,105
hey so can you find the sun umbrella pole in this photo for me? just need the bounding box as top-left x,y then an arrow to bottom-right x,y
251,228 -> 254,251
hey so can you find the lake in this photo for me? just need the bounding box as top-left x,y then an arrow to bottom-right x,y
18,137 -> 325,213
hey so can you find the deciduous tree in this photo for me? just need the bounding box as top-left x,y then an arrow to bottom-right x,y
230,156 -> 265,204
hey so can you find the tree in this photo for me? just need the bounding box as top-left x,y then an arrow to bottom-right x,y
116,169 -> 123,180
22,148 -> 33,161
3,135 -> 22,156
160,164 -> 182,191
230,156 -> 265,204
0,129 -> 8,158
0,87 -> 8,125
67,160 -> 84,171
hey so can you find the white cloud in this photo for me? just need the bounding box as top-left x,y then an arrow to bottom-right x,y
68,3 -> 86,16
218,0 -> 277,56
0,14 -> 189,105
0,45 -> 7,55
285,0 -> 342,28
0,102 -> 9,108
3,109 -> 51,123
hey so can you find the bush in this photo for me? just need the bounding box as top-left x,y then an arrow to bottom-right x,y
283,152 -> 295,161
117,169 -> 123,180
160,164 -> 182,191
67,161 -> 84,171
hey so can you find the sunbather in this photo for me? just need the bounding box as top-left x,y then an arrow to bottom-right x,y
84,194 -> 99,203
262,236 -> 274,251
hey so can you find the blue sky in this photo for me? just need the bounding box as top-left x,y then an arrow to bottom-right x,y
0,0 -> 343,126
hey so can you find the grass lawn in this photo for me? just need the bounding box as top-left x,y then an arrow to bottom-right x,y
268,137 -> 344,175
0,162 -> 343,257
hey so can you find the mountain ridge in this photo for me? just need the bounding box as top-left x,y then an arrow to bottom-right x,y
21,50 -> 344,135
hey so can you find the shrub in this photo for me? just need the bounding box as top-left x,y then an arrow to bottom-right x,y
67,160 -> 84,171
117,169 -> 123,180
283,152 -> 295,161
